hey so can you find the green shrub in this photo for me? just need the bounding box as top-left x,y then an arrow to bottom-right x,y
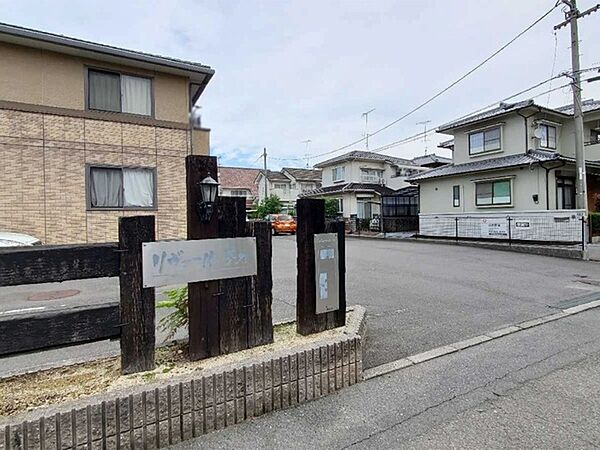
251,195 -> 283,219
591,212 -> 600,234
156,287 -> 188,341
324,198 -> 340,218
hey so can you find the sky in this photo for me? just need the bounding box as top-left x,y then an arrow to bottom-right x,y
2,0 -> 599,169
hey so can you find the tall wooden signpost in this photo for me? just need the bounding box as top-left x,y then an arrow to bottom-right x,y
185,155 -> 273,360
296,198 -> 346,335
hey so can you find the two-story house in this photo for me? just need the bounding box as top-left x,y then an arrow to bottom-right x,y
217,166 -> 261,210
0,22 -> 213,244
408,99 -> 600,241
301,150 -> 433,219
256,167 -> 322,210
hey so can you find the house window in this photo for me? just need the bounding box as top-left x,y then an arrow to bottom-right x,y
591,129 -> 599,144
88,69 -> 152,116
469,127 -> 501,155
337,198 -> 344,213
556,177 -> 575,209
300,183 -> 314,192
357,199 -> 372,219
475,179 -> 511,206
539,124 -> 557,149
273,183 -> 288,191
332,166 -> 345,182
231,189 -> 249,197
453,185 -> 460,207
360,168 -> 383,183
88,166 -> 156,209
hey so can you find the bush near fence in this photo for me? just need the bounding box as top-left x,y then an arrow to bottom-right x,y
591,212 -> 600,235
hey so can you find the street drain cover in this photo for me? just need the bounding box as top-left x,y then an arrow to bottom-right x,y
28,289 -> 80,301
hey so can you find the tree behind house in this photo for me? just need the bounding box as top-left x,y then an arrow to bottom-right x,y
253,195 -> 283,219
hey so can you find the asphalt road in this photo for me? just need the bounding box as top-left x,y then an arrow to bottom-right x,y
1,237 -> 599,376
172,307 -> 600,449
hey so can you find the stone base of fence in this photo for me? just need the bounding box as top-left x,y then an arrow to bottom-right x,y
0,307 -> 366,450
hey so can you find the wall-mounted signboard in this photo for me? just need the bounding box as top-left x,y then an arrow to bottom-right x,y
481,218 -> 508,237
142,237 -> 257,288
314,233 -> 339,314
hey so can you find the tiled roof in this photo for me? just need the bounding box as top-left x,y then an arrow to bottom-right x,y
554,99 -> 600,115
407,150 -> 560,182
258,170 -> 290,182
411,154 -> 452,166
218,167 -> 261,197
437,99 -> 600,133
282,167 -> 322,181
314,150 -> 415,168
300,182 -> 396,197
438,139 -> 454,149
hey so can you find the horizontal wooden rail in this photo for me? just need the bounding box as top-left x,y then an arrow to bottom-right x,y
0,302 -> 120,356
0,243 -> 120,286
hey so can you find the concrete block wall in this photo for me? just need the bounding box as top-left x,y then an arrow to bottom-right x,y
0,336 -> 363,450
0,108 -> 206,244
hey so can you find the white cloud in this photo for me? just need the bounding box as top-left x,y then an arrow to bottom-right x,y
1,0 -> 598,168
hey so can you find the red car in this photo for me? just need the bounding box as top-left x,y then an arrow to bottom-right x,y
266,214 -> 297,235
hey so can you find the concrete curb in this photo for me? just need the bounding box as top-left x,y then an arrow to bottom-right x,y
364,298 -> 600,380
0,309 -> 367,450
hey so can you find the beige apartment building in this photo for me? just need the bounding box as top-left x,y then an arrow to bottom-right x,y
0,23 -> 214,244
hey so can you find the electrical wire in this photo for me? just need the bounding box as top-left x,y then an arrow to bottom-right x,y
306,2 -> 561,160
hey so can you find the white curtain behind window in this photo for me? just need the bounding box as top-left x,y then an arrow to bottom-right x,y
121,75 -> 152,116
90,167 -> 122,207
123,168 -> 154,207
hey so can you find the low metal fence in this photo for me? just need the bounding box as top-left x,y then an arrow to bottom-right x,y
419,210 -> 587,249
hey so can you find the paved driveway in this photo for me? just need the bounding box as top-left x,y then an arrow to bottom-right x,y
1,237 -> 599,375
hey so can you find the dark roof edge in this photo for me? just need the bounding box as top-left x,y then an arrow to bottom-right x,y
0,22 -> 215,76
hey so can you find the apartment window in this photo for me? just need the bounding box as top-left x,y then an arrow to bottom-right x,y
469,127 -> 501,155
539,124 -> 557,149
332,166 -> 345,182
231,189 -> 249,197
556,177 -> 575,209
591,129 -> 599,144
88,69 -> 152,116
88,166 -> 156,209
475,179 -> 511,206
453,185 -> 460,207
361,168 -> 383,183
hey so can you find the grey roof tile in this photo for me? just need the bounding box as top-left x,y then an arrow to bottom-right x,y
407,150 -> 560,182
282,167 -> 322,181
300,182 -> 396,197
314,150 -> 415,168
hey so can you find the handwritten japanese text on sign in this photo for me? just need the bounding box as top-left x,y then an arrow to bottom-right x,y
142,237 -> 257,288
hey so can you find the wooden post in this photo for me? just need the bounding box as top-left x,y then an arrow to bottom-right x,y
186,155 -> 220,360
296,198 -> 344,335
119,215 -> 156,374
249,221 -> 274,346
326,219 -> 346,330
217,196 -> 249,353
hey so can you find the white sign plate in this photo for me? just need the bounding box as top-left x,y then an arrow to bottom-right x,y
481,218 -> 508,237
142,237 -> 257,288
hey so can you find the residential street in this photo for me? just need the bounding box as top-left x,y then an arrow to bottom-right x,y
172,307 -> 600,449
1,237 -> 599,377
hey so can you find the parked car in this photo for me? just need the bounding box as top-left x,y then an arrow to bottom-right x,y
0,231 -> 41,247
266,214 -> 297,235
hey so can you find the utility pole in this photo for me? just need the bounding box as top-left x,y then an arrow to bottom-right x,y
554,0 -> 599,213
416,120 -> 431,155
302,139 -> 312,168
263,147 -> 268,199
362,108 -> 375,150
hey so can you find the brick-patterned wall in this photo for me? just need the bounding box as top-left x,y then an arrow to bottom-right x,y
0,108 -> 206,244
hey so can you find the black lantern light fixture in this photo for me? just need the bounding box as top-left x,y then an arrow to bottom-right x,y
196,175 -> 219,223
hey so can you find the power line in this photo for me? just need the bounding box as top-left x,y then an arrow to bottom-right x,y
306,2 -> 561,161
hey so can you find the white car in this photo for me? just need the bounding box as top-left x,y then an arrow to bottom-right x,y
0,232 -> 41,247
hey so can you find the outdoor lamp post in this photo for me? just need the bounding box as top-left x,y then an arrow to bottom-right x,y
196,175 -> 219,223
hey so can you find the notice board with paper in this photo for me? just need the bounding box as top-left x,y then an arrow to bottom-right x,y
314,233 -> 339,314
